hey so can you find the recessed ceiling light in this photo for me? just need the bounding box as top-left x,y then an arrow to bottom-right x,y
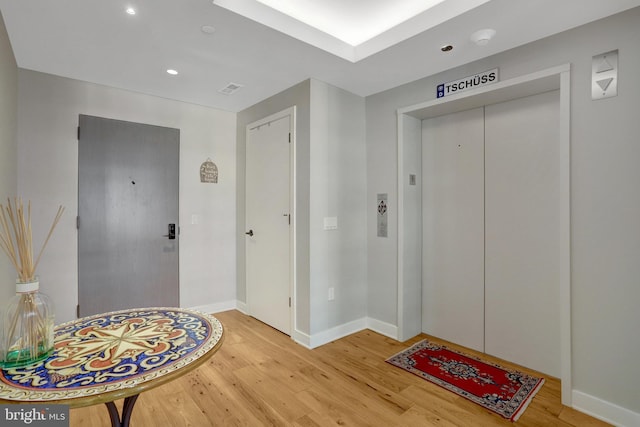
167,69 -> 179,75
201,25 -> 216,34
441,44 -> 453,52
126,7 -> 136,15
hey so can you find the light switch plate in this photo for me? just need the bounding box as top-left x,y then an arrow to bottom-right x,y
323,216 -> 338,230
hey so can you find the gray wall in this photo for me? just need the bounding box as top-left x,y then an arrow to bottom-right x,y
309,79 -> 367,334
16,70 -> 237,323
236,79 -> 367,338
366,7 -> 640,415
0,10 -> 17,302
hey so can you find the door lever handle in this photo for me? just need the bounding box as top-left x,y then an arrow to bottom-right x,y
245,230 -> 254,237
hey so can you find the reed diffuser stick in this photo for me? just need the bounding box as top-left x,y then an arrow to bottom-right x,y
0,198 -> 64,364
0,198 -> 64,282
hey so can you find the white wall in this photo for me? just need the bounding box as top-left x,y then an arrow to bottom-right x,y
0,10 -> 17,303
366,7 -> 640,422
309,79 -> 367,335
16,70 -> 237,324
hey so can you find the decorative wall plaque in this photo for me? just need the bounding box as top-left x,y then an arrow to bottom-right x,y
200,159 -> 218,183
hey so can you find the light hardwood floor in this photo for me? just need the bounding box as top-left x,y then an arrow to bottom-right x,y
70,310 -> 610,426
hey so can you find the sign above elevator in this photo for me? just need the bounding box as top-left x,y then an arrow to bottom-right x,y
437,68 -> 499,99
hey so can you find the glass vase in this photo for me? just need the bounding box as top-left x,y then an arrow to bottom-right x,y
0,278 -> 55,369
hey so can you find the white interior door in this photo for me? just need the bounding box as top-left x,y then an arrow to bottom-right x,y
246,111 -> 292,335
422,107 -> 485,352
484,90 -> 561,377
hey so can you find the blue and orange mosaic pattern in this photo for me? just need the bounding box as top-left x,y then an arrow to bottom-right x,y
0,308 -> 223,402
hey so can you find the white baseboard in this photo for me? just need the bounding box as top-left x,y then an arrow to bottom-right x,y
366,317 -> 399,340
572,390 -> 640,427
292,329 -> 312,349
308,318 -> 368,349
188,300 -> 237,314
235,300 -> 248,314
291,317 -> 400,349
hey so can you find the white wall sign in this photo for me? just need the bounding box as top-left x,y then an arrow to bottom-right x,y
437,68 -> 499,99
592,50 -> 618,100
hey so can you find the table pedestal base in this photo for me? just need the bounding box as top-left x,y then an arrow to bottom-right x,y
105,395 -> 139,427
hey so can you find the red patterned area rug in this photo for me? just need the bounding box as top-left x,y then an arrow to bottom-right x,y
386,339 -> 544,422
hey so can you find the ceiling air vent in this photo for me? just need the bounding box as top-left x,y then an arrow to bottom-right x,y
218,82 -> 243,95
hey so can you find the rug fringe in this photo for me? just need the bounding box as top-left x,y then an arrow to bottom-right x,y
511,378 -> 545,422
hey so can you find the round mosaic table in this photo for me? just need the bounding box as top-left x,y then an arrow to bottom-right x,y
0,307 -> 224,427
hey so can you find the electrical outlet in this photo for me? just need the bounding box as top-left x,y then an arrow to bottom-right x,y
328,287 -> 335,301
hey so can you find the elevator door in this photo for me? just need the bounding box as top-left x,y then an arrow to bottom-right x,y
422,90 -> 561,377
422,107 -> 485,352
484,90 -> 561,377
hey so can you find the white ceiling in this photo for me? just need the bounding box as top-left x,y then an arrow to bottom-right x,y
1,0 -> 639,112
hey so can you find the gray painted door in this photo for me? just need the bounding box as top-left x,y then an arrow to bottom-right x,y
78,115 -> 179,317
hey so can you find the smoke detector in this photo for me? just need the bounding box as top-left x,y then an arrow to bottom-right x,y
470,29 -> 496,46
